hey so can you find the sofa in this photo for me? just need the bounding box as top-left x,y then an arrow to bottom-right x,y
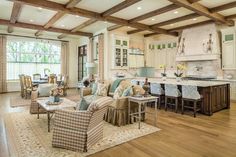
83,79 -> 145,126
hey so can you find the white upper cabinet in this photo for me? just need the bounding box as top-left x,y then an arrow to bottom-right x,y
112,35 -> 129,69
221,28 -> 236,70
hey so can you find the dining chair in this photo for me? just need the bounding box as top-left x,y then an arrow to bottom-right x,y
164,84 -> 181,113
48,74 -> 57,84
18,74 -> 25,98
181,85 -> 202,117
24,75 -> 35,99
33,73 -> 41,80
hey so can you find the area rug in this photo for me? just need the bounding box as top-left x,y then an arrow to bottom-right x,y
4,112 -> 160,157
10,94 -> 80,108
10,97 -> 31,107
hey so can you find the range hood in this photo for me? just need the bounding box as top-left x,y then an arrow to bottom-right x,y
176,23 -> 221,61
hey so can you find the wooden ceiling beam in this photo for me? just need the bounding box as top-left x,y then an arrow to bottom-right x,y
57,34 -> 67,39
151,13 -> 200,28
44,11 -> 66,29
210,2 -> 236,13
187,0 -> 200,4
102,0 -> 141,17
226,14 -> 236,20
11,0 -> 177,36
127,29 -> 143,34
168,0 -> 234,26
66,0 -> 82,8
107,25 -> 123,31
144,33 -> 159,37
129,4 -> 180,23
0,19 -> 93,37
168,20 -> 213,32
8,2 -> 22,33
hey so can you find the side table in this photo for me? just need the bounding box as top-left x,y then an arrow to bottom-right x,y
128,96 -> 158,129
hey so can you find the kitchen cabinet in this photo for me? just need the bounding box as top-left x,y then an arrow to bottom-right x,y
112,36 -> 129,69
221,28 -> 236,69
146,40 -> 177,69
129,53 -> 144,68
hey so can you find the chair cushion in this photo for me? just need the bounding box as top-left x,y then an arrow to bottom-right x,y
76,97 -> 90,110
38,84 -> 56,97
91,82 -> 98,95
109,79 -> 124,93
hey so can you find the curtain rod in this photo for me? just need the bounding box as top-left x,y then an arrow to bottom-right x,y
0,33 -> 69,42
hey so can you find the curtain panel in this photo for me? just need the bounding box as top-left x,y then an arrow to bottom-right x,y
61,42 -> 69,76
98,34 -> 104,81
0,35 -> 7,93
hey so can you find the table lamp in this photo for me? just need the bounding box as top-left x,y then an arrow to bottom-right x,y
138,67 -> 155,96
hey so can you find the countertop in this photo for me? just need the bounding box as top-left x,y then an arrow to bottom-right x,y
130,77 -> 230,87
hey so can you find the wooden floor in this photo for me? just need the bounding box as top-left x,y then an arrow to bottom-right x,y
0,91 -> 236,157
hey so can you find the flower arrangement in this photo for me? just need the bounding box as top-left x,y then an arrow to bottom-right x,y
159,64 -> 167,77
174,64 -> 186,77
50,87 -> 63,97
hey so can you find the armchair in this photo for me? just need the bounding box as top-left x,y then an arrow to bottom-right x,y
52,97 -> 113,152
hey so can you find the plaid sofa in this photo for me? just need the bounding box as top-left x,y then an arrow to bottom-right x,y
52,97 -> 113,152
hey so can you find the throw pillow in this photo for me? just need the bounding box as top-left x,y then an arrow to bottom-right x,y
96,83 -> 108,96
122,86 -> 134,97
113,86 -> 124,99
76,97 -> 90,110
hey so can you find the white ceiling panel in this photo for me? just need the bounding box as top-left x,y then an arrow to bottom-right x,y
161,16 -> 210,30
139,7 -> 193,25
18,5 -> 57,25
80,21 -> 113,33
219,8 -> 236,16
76,0 -> 125,13
0,25 -> 8,31
0,0 -> 13,20
199,0 -> 236,8
115,26 -> 137,32
53,14 -> 89,30
112,0 -> 172,20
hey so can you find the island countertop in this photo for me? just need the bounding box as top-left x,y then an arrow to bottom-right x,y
131,77 -> 230,87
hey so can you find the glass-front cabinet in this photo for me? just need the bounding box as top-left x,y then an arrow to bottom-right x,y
113,35 -> 129,69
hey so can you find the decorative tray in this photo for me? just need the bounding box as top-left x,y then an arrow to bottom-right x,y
46,99 -> 63,105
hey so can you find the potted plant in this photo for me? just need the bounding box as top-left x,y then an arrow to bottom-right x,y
159,64 -> 167,81
174,64 -> 186,82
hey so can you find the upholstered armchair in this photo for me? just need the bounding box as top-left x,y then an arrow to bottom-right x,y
52,97 -> 113,152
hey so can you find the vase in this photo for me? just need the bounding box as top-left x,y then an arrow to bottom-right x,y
176,77 -> 181,82
162,76 -> 167,81
49,96 -> 60,102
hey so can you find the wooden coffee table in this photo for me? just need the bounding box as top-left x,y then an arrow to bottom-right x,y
36,98 -> 77,132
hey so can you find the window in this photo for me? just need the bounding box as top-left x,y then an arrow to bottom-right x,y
7,37 -> 61,80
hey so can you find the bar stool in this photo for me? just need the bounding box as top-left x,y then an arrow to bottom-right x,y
165,84 -> 181,113
181,85 -> 202,117
150,83 -> 165,109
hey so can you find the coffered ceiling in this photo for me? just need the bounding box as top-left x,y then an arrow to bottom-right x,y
0,0 -> 235,39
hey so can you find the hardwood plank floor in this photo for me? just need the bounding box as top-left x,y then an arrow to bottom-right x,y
0,91 -> 236,157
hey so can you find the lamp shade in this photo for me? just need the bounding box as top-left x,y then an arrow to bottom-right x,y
86,62 -> 97,75
138,67 -> 155,77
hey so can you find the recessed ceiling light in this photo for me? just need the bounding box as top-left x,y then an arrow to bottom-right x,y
76,15 -> 79,18
174,11 -> 178,14
128,26 -> 131,28
170,24 -> 174,26
137,6 -> 142,10
38,7 -> 42,10
30,19 -> 34,22
104,21 -> 107,24
192,18 -> 197,21
61,24 -> 65,27
151,18 -> 155,21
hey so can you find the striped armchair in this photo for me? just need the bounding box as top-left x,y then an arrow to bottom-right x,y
52,97 -> 113,152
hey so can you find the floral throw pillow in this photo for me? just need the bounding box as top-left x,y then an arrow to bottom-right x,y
122,86 -> 133,97
96,83 -> 108,96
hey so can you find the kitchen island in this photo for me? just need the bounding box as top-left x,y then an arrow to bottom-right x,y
132,78 -> 230,116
